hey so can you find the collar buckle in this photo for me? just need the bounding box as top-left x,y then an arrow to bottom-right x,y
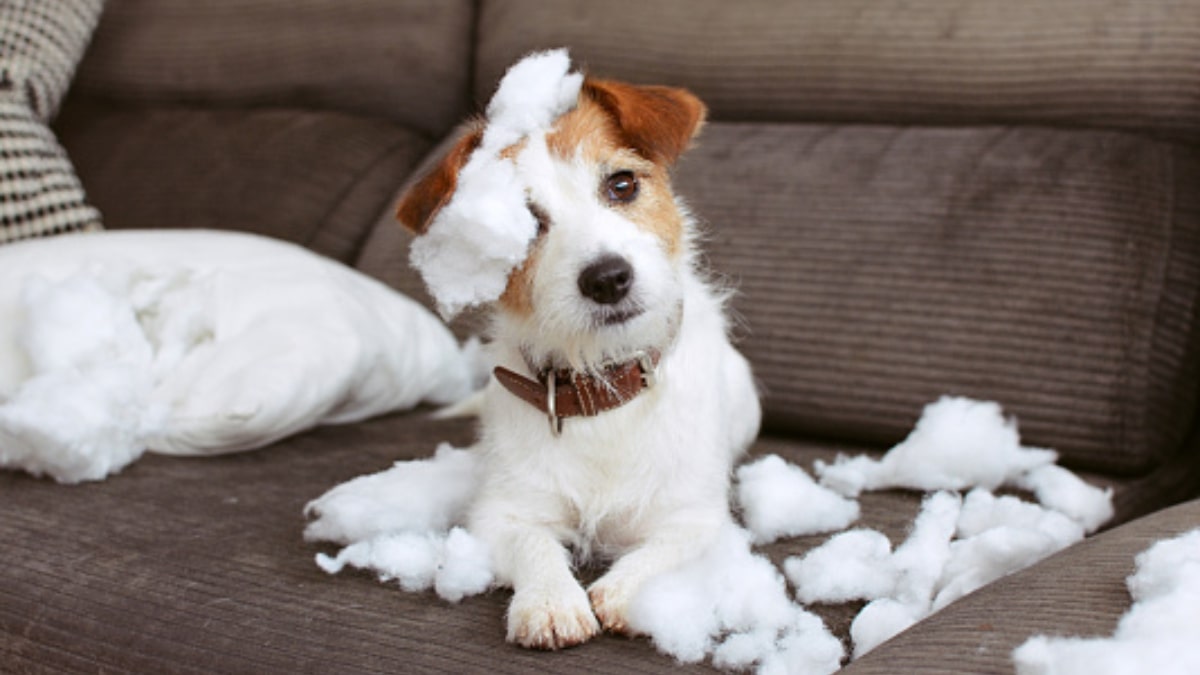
634,350 -> 657,389
544,370 -> 564,436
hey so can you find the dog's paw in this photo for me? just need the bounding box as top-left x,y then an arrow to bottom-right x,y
507,584 -> 600,650
587,575 -> 640,636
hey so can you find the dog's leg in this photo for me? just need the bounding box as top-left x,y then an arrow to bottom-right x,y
588,508 -> 728,634
473,508 -> 600,650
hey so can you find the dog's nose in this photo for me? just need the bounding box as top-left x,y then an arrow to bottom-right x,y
578,255 -> 634,305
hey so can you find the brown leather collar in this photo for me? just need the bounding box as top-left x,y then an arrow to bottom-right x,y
493,350 -> 660,435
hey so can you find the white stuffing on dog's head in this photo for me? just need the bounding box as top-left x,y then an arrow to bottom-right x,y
404,49 -> 583,320
398,48 -> 707,373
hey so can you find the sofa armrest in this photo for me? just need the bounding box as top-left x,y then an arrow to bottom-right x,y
841,498 -> 1200,673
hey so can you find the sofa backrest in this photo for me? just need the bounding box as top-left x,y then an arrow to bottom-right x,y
474,0 -> 1200,143
73,0 -> 475,139
63,0 -> 1200,475
468,0 -> 1200,475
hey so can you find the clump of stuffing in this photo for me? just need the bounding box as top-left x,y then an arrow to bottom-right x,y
307,396 -> 1116,672
627,524 -> 845,674
815,396 -> 1057,497
306,444 -> 492,603
932,490 -> 1085,612
736,454 -> 860,544
409,48 -> 583,319
785,528 -> 895,605
316,527 -> 494,603
1012,528 -> 1200,675
0,273 -> 164,481
1015,464 -> 1113,534
785,391 -> 1118,659
846,491 -> 962,657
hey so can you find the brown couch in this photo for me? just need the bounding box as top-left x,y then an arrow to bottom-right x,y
5,1 -> 1200,672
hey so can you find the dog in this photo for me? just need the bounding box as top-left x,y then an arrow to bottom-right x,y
395,52 -> 761,650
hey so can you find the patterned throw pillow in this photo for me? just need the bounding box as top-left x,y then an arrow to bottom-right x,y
0,0 -> 103,245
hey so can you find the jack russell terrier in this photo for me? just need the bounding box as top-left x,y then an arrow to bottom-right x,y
396,50 -> 761,650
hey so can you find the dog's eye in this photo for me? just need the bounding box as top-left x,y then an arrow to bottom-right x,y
603,171 -> 639,204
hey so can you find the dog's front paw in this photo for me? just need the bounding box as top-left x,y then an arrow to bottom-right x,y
507,584 -> 600,650
587,575 -> 640,636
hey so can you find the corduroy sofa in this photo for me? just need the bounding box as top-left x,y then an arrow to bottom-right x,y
4,1 -> 1200,672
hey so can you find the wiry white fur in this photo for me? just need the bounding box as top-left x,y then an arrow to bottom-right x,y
427,58 -> 762,648
496,135 -> 687,373
473,241 -> 760,646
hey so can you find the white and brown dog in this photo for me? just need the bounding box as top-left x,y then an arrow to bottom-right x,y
396,51 -> 760,650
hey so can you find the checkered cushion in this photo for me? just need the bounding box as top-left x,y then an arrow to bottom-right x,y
0,0 -> 103,245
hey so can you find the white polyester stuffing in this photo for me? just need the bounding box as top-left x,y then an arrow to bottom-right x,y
842,491 -> 962,657
1012,528 -> 1200,675
815,396 -> 1057,497
1015,464 -> 1114,534
792,416 -> 1114,660
626,524 -> 845,674
307,444 -> 494,603
0,274 -> 164,481
785,529 -> 895,605
315,527 -> 494,603
736,454 -> 860,544
308,395 -> 1116,672
408,49 -> 584,319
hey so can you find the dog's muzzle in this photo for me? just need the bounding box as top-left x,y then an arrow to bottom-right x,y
493,350 -> 659,436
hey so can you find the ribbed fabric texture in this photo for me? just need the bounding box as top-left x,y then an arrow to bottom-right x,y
0,0 -> 103,244
55,100 -> 431,263
673,123 -> 1200,474
0,411 -> 1152,674
73,0 -> 476,138
476,0 -> 1200,141
843,498 -> 1200,674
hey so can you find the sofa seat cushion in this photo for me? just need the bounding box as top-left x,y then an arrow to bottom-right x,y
0,412 -> 1187,673
53,98 -> 431,264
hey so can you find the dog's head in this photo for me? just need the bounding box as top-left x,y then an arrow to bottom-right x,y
397,51 -> 706,372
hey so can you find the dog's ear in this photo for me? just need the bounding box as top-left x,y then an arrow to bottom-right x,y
396,124 -> 484,234
582,78 -> 707,166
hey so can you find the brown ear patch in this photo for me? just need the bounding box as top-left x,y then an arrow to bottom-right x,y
395,123 -> 484,234
581,79 -> 707,166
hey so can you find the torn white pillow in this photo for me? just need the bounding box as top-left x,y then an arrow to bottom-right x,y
0,229 -> 476,483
